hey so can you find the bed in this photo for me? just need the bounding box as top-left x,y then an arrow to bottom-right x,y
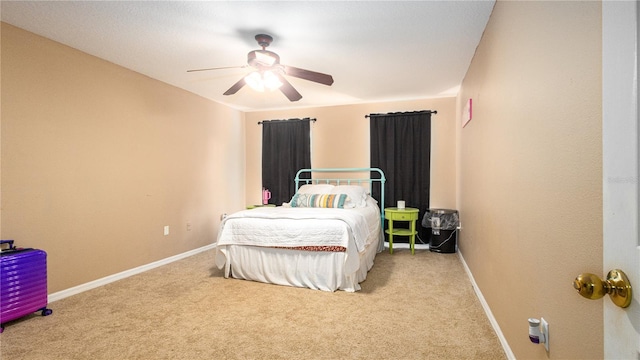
214,168 -> 386,292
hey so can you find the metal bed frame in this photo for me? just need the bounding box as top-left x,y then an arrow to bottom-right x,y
294,167 -> 386,223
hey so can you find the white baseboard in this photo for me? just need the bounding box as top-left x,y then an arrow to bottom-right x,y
48,243 -> 216,303
457,250 -> 516,360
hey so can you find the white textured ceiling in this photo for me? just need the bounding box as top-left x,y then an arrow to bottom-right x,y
1,1 -> 494,112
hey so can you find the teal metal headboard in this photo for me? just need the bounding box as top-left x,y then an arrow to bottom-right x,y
294,168 -> 386,222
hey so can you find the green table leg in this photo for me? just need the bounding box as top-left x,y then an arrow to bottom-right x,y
410,218 -> 415,255
388,219 -> 394,254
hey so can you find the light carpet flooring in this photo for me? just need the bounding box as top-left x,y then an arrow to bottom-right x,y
0,246 -> 507,359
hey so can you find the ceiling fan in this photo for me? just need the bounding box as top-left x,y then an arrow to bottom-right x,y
187,34 -> 334,102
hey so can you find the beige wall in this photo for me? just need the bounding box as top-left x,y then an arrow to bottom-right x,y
244,97 -> 458,208
458,2 -> 602,359
1,23 -> 247,293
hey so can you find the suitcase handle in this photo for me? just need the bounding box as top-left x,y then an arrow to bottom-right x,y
0,240 -> 15,249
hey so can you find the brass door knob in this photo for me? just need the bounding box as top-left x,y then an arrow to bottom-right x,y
573,269 -> 632,308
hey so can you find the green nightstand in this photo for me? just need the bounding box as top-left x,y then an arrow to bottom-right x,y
246,204 -> 277,209
384,207 -> 419,254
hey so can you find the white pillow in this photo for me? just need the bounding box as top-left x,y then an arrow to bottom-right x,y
296,184 -> 335,194
330,185 -> 368,208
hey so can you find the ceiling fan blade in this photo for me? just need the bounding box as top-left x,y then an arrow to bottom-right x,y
275,74 -> 302,102
223,78 -> 246,95
283,65 -> 334,86
187,65 -> 247,73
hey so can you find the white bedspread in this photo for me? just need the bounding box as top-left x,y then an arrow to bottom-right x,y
216,206 -> 378,252
214,203 -> 383,291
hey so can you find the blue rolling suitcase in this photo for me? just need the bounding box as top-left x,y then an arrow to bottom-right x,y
0,240 -> 53,332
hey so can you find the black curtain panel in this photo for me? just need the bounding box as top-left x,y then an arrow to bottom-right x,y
262,118 -> 311,206
370,111 -> 432,241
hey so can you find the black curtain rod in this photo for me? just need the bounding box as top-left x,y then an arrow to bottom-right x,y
258,117 -> 317,125
365,110 -> 437,118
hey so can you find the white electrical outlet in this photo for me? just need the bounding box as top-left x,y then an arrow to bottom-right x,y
186,222 -> 192,231
163,226 -> 169,236
540,317 -> 549,352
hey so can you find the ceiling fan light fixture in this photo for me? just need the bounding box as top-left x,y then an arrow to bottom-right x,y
248,50 -> 280,67
256,51 -> 277,66
244,71 -> 265,92
263,70 -> 283,90
244,71 -> 282,92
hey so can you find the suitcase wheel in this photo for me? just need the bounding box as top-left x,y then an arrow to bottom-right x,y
41,308 -> 53,316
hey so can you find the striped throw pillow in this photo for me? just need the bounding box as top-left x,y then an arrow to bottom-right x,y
290,193 -> 348,208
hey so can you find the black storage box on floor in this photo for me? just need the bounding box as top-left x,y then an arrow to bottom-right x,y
422,209 -> 459,253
